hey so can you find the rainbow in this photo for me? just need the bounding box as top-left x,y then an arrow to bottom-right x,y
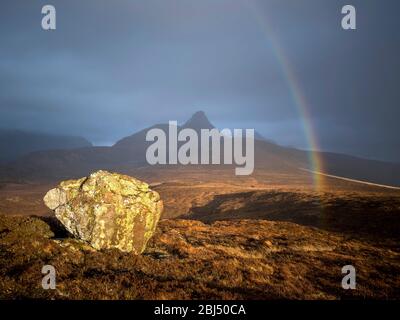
245,1 -> 325,190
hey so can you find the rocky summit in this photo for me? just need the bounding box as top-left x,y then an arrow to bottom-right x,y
43,170 -> 163,254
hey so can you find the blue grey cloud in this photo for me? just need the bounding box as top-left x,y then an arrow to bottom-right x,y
0,0 -> 399,161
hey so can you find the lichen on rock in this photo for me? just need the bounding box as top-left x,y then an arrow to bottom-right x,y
43,170 -> 163,254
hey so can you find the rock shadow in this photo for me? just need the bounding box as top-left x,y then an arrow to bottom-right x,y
183,190 -> 400,240
36,215 -> 71,239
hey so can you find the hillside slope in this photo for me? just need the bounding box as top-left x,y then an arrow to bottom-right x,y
1,215 -> 399,299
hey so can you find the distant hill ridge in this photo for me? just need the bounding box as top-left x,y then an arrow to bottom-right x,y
0,129 -> 92,164
114,110 -> 266,148
1,111 -> 400,187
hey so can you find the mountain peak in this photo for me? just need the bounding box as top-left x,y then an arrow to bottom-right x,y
183,111 -> 215,130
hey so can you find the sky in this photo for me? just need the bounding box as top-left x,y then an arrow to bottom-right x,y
0,0 -> 399,162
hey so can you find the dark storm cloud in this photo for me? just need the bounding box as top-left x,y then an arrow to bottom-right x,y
0,0 -> 399,160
